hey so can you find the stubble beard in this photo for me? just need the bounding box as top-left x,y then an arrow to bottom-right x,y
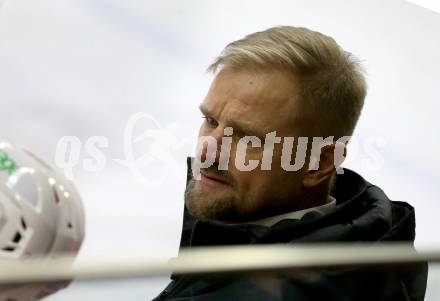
184,179 -> 243,223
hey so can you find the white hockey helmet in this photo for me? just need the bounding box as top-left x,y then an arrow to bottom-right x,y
0,140 -> 85,300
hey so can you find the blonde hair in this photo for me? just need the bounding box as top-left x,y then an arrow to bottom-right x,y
208,26 -> 367,138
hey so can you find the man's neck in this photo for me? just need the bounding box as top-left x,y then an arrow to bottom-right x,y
248,195 -> 336,226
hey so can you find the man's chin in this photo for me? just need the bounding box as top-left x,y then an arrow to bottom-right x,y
184,195 -> 226,222
184,180 -> 240,222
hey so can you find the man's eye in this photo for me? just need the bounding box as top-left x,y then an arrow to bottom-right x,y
203,116 -> 218,127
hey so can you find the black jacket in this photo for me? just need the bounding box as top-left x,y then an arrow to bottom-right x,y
154,158 -> 428,300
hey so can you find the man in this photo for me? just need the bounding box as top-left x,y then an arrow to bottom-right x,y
154,26 -> 427,300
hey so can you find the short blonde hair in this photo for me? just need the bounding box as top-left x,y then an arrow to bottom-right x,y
208,26 -> 367,138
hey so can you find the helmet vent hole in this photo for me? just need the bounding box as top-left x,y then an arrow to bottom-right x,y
12,232 -> 22,243
53,188 -> 60,204
2,246 -> 15,252
67,222 -> 72,229
21,217 -> 27,229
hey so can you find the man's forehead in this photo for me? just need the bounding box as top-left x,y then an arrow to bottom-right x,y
210,68 -> 295,101
202,68 -> 299,135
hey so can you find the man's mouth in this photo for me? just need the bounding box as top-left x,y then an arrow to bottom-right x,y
199,170 -> 230,187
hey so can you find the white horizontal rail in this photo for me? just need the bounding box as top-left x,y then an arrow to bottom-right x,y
0,243 -> 438,283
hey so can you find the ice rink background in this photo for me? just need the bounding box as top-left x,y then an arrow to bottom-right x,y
0,0 -> 439,299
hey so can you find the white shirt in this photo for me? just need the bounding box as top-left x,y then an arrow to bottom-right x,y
249,196 -> 337,227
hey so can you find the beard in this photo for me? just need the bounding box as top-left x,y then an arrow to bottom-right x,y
184,178 -> 243,223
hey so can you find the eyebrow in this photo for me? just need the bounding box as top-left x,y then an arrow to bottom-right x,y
198,104 -> 210,116
199,104 -> 265,138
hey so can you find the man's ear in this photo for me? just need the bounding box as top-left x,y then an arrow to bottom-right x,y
303,144 -> 345,188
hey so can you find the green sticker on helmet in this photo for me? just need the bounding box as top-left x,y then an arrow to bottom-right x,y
0,150 -> 18,175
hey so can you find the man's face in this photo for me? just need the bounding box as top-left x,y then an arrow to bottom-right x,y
185,67 -> 308,223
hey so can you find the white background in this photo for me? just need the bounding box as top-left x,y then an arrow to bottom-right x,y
0,0 -> 439,299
